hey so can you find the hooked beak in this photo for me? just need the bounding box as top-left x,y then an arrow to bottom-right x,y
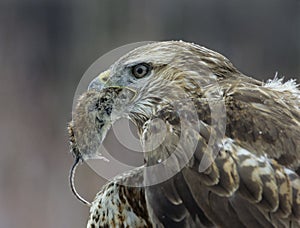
88,69 -> 110,91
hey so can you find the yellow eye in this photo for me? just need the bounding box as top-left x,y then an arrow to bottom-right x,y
131,63 -> 151,78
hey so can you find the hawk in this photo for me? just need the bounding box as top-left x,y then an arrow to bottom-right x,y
69,41 -> 300,227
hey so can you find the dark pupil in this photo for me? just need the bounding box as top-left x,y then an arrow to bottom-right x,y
132,63 -> 150,78
136,66 -> 145,75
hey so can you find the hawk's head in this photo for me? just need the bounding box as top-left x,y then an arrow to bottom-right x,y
88,41 -> 243,127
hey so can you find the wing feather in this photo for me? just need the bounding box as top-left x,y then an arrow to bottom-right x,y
143,100 -> 300,227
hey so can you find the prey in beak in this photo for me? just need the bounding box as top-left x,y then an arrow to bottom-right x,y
68,123 -> 91,206
68,86 -> 136,206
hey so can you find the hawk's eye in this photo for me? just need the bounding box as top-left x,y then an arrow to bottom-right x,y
131,63 -> 151,78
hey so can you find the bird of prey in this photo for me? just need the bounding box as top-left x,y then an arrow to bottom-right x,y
68,41 -> 300,227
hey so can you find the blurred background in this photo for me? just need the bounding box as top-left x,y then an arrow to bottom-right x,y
0,0 -> 299,227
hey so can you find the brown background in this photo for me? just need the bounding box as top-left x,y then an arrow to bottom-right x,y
0,0 -> 299,227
